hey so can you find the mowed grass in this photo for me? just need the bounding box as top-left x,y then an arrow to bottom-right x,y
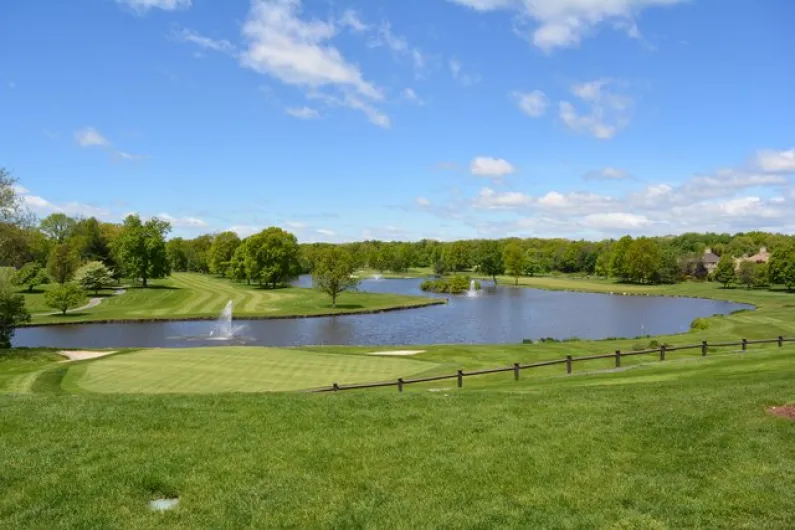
1,348 -> 794,528
24,273 -> 441,325
62,347 -> 444,393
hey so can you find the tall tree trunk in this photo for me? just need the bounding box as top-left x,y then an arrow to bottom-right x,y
142,276 -> 148,288
332,292 -> 337,308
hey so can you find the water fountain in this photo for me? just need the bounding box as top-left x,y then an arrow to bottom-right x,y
466,280 -> 478,297
208,300 -> 245,340
372,273 -> 383,280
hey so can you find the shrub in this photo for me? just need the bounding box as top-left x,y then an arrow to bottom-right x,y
45,283 -> 87,315
690,318 -> 710,331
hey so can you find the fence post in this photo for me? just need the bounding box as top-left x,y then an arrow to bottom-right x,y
513,363 -> 520,381
615,350 -> 621,368
397,378 -> 404,392
742,338 -> 747,352
779,336 -> 784,348
333,383 -> 340,392
566,355 -> 573,375
702,340 -> 708,357
660,345 -> 666,362
457,370 -> 463,388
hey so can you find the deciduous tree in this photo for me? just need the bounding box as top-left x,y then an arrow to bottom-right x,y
45,283 -> 87,315
476,240 -> 504,283
0,268 -> 30,348
503,242 -> 526,285
74,261 -> 113,294
714,254 -> 736,288
40,213 -> 77,243
737,261 -> 756,289
769,245 -> 795,291
14,262 -> 49,292
312,247 -> 360,308
47,243 -> 80,284
208,231 -> 241,276
114,215 -> 171,287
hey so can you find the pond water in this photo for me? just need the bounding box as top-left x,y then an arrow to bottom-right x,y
13,277 -> 751,349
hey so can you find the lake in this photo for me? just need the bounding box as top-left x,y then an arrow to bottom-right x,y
13,277 -> 751,348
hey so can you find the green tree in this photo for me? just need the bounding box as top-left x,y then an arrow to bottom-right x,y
74,261 -> 113,294
753,262 -> 769,288
0,167 -> 33,227
70,217 -> 112,264
714,254 -> 736,288
443,241 -> 470,272
476,241 -> 504,283
258,227 -> 301,288
14,262 -> 49,292
610,235 -> 633,280
114,215 -> 171,287
624,237 -> 660,284
39,213 -> 77,243
594,252 -> 611,278
44,283 -> 87,315
187,234 -> 213,273
0,268 -> 31,348
209,231 -> 241,276
737,261 -> 756,289
312,247 -> 360,308
727,235 -> 757,258
47,243 -> 80,284
166,237 -> 189,272
769,245 -> 795,291
503,242 -> 526,285
227,244 -> 248,283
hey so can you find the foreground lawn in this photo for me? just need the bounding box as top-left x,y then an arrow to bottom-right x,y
62,347 -> 444,393
23,273 -> 441,325
1,348 -> 794,528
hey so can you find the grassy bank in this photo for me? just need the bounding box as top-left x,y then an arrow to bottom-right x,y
22,273 -> 441,325
1,348 -> 794,528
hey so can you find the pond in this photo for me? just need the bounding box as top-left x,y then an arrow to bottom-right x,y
13,277 -> 751,349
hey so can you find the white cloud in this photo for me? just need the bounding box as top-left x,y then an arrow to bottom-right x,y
583,166 -> 631,180
584,212 -> 651,230
117,0 -> 191,13
20,192 -> 112,219
473,188 -> 532,209
228,225 -> 262,237
367,22 -> 428,75
448,0 -> 686,52
559,79 -> 633,139
756,148 -> 795,173
174,28 -> 235,54
470,157 -> 516,179
512,90 -> 548,117
316,228 -> 336,236
449,58 -> 481,86
240,0 -> 382,101
416,196 -> 431,207
74,127 -> 111,148
402,88 -> 424,105
338,9 -> 369,32
156,213 -> 208,228
285,221 -> 307,229
286,106 -> 320,119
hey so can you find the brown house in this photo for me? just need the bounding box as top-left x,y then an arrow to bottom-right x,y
701,248 -> 720,273
734,247 -> 770,271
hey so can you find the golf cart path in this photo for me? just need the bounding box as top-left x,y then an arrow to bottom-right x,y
34,288 -> 127,316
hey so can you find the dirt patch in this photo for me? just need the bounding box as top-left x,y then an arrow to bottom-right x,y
59,350 -> 118,362
767,405 -> 795,421
366,350 -> 426,356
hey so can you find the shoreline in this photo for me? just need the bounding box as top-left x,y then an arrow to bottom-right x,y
20,299 -> 447,328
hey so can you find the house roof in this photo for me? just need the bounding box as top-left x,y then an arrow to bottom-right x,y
702,252 -> 720,264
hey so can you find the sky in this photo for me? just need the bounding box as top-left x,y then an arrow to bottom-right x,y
0,0 -> 793,243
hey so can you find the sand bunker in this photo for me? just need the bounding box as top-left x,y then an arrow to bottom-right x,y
366,350 -> 426,356
768,405 -> 795,421
59,350 -> 118,362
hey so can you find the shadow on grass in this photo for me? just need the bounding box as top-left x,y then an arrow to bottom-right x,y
324,304 -> 365,310
127,285 -> 180,291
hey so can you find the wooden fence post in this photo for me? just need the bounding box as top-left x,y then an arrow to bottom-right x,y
742,338 -> 747,352
457,370 -> 463,388
702,340 -> 708,357
333,383 -> 340,392
513,363 -> 520,381
397,378 -> 404,392
615,350 -> 621,368
566,355 -> 573,374
660,345 -> 666,362
779,336 -> 784,348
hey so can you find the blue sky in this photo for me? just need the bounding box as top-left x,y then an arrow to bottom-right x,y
1,0 -> 793,242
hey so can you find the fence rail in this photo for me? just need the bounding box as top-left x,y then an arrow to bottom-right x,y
310,336 -> 794,393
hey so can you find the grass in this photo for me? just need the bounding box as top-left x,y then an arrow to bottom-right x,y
1,347 -> 794,528
61,347 -> 445,393
22,273 -> 441,325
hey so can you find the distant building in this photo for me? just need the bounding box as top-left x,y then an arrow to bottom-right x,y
701,247 -> 720,273
733,247 -> 770,271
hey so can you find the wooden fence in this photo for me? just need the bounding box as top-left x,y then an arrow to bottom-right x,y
310,336 -> 794,393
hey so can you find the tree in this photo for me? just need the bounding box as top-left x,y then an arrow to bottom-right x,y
258,227 -> 301,287
186,234 -> 213,273
208,231 -> 241,276
714,254 -> 736,288
503,242 -> 526,285
74,261 -> 113,294
166,238 -> 189,272
70,217 -> 112,264
443,241 -> 470,272
0,268 -> 30,348
0,167 -> 33,227
114,215 -> 171,287
47,243 -> 80,284
754,262 -> 770,288
609,235 -> 633,280
737,261 -> 756,289
727,235 -> 757,258
594,252 -> 611,278
769,245 -> 795,291
624,237 -> 660,284
14,262 -> 49,292
227,244 -> 248,283
312,247 -> 359,308
39,213 -> 77,243
44,283 -> 87,315
476,241 -> 504,283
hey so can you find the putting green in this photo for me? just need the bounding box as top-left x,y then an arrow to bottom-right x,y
64,347 -> 443,393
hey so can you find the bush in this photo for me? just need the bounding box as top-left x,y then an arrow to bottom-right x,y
0,270 -> 30,348
690,318 -> 710,331
45,283 -> 88,315
420,275 -> 480,295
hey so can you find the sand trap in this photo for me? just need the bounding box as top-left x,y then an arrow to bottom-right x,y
366,350 -> 426,356
59,350 -> 118,362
